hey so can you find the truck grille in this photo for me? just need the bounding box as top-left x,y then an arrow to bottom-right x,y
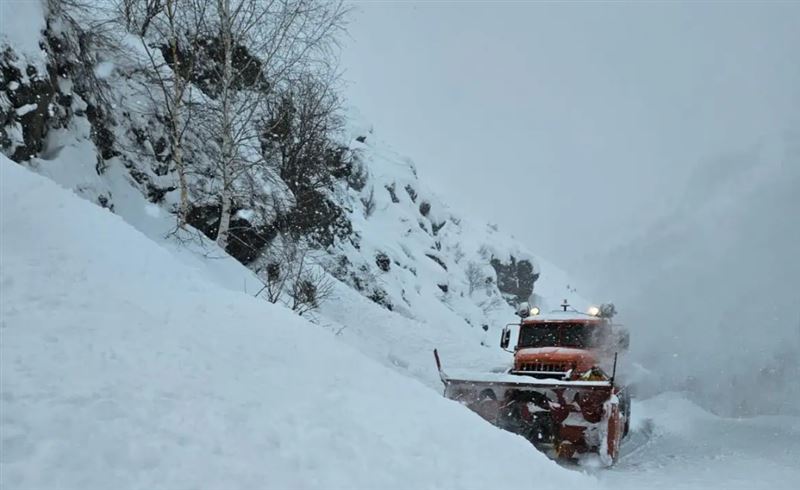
519,362 -> 570,373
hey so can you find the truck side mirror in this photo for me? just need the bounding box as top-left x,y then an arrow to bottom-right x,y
500,327 -> 511,349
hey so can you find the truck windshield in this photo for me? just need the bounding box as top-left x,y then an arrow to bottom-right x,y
518,323 -> 591,348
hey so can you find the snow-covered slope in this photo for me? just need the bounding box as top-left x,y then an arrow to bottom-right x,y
308,117 -> 597,386
5,67 -> 588,391
0,156 -> 595,489
0,0 -> 591,392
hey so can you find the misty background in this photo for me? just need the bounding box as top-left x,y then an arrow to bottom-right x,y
341,2 -> 800,415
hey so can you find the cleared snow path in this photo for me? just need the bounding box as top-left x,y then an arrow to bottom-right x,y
604,394 -> 800,490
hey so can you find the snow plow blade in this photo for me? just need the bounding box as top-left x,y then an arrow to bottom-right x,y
434,349 -> 624,466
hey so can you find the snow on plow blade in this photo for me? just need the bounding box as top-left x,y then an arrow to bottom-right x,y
434,350 -> 624,466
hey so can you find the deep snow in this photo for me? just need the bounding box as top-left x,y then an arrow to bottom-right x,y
0,156 -> 593,489
5,154 -> 800,490
3,2 -> 799,487
603,393 -> 800,490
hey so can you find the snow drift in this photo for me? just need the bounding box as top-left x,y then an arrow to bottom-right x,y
0,156 -> 595,489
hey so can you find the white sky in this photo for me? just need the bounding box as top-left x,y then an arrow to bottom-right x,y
340,1 -> 800,266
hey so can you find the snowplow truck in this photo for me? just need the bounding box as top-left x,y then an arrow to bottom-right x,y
434,301 -> 630,466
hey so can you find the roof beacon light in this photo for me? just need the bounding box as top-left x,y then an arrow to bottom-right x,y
587,305 -> 601,317
530,306 -> 540,316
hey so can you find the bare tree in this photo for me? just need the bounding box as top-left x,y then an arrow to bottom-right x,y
214,0 -> 236,248
110,0 -> 350,249
201,0 -> 349,249
133,0 -> 209,227
479,294 -> 506,316
452,243 -> 466,264
361,186 -> 376,218
255,237 -> 334,314
115,0 -> 163,36
466,261 -> 484,295
257,261 -> 285,304
290,266 -> 334,316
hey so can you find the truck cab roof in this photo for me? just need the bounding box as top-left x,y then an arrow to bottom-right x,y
521,310 -> 606,325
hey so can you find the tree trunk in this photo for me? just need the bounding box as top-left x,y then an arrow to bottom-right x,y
214,0 -> 235,247
216,186 -> 232,249
171,125 -> 189,227
166,0 -> 189,227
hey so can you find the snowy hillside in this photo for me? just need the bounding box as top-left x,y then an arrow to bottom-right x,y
4,2 -> 800,489
0,156 -> 597,489
0,0 -> 590,391
312,117 -> 599,386
0,3 -> 598,487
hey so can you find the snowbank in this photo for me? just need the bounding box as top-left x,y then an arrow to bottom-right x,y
631,392 -> 716,437
0,156 -> 595,489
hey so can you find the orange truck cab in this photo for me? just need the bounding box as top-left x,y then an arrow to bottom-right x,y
503,305 -> 627,382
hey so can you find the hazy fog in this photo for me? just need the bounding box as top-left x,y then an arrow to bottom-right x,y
582,136 -> 800,416
341,2 -> 800,415
341,1 -> 800,265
